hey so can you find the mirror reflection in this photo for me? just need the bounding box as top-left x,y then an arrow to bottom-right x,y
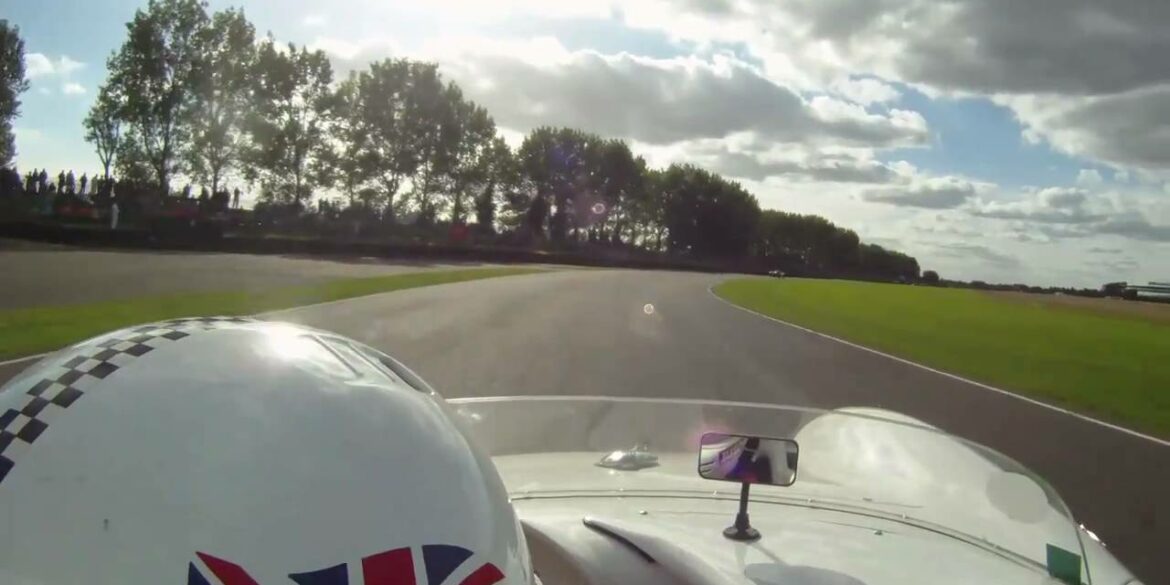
698,433 -> 798,486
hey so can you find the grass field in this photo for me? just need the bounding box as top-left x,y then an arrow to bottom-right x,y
715,277 -> 1170,436
0,266 -> 543,360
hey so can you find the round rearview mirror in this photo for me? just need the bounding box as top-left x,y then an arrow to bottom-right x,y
698,433 -> 798,487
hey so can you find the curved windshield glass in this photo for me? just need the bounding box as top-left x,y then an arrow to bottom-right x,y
450,396 -> 1088,580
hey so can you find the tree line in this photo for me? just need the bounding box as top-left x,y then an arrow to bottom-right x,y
0,3 -> 923,282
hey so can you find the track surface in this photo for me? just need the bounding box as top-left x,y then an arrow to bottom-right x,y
2,268 -> 1165,581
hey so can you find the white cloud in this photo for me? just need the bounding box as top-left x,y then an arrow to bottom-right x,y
999,87 -> 1170,171
1076,169 -> 1103,186
930,242 -> 1021,268
831,77 -> 901,105
1084,256 -> 1140,272
399,37 -> 930,147
302,14 -> 327,28
25,53 -> 54,78
621,0 -> 1170,95
25,53 -> 83,79
611,0 -> 1170,176
648,137 -> 898,183
495,127 -> 526,149
309,38 -> 363,61
306,1 -> 1170,180
25,53 -> 86,97
1088,246 -> 1123,255
973,187 -> 1108,224
310,36 -> 401,68
56,55 -> 83,76
966,184 -> 1170,245
313,34 -> 929,148
918,212 -> 989,233
420,0 -> 612,22
731,168 -> 1161,286
863,175 -> 983,209
1094,217 -> 1170,242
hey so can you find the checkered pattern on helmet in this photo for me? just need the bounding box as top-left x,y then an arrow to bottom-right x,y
0,316 -> 257,485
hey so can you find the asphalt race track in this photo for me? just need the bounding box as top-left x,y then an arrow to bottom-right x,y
2,268 -> 1166,581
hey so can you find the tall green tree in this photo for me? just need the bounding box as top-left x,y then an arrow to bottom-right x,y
571,137 -> 607,240
517,127 -> 599,242
187,7 -> 255,195
661,164 -> 760,257
496,141 -> 537,233
320,76 -> 375,211
515,128 -> 556,238
243,40 -> 333,206
633,167 -> 669,250
825,228 -> 861,269
403,64 -> 458,223
0,20 -> 30,168
594,139 -> 644,243
472,137 -> 515,233
114,138 -> 156,188
754,210 -> 914,277
447,98 -> 497,224
340,58 -> 415,216
106,0 -> 210,194
756,210 -> 841,268
858,243 -> 919,281
83,84 -> 124,181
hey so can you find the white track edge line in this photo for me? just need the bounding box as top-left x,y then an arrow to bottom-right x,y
0,353 -> 48,367
0,297 -> 439,368
261,267 -> 559,316
259,294 -> 393,317
706,283 -> 1170,448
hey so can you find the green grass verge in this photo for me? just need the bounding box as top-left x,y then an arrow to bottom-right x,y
0,267 -> 544,360
715,277 -> 1170,436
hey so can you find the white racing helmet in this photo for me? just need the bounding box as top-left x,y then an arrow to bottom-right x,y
0,318 -> 532,585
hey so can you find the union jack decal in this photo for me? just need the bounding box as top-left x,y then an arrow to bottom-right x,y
188,545 -> 505,585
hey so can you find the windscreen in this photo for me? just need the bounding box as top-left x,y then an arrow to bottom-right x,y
450,396 -> 1089,581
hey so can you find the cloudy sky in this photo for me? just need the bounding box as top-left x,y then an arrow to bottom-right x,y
8,0 -> 1170,286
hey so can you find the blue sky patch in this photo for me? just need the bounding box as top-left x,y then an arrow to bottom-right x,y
880,87 -> 1089,191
